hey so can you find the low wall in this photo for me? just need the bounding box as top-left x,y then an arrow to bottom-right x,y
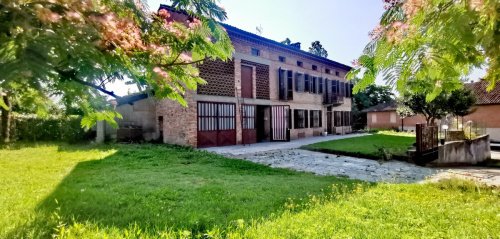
434,135 -> 491,165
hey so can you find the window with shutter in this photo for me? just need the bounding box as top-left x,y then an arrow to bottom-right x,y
332,80 -> 338,96
287,70 -> 293,100
310,110 -> 321,128
339,82 -> 345,97
312,76 -> 317,93
304,74 -> 310,92
295,73 -> 304,92
278,69 -> 287,100
294,109 -> 308,129
318,78 -> 324,94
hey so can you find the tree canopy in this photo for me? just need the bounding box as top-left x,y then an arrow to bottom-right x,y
0,0 -> 234,135
308,41 -> 328,58
348,0 -> 499,101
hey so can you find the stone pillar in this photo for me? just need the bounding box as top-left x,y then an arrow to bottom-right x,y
96,120 -> 105,143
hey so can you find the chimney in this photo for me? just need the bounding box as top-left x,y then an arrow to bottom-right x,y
290,42 -> 301,50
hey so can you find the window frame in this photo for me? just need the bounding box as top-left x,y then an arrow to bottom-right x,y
251,48 -> 260,56
297,61 -> 303,67
294,109 -> 308,129
279,56 -> 286,63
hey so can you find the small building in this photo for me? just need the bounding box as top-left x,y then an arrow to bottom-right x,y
362,101 -> 426,131
464,80 -> 500,141
105,5 -> 354,147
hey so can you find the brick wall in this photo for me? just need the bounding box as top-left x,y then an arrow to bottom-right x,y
156,92 -> 197,147
197,59 -> 235,97
367,111 -> 427,130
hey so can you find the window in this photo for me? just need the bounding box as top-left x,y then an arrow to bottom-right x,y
304,74 -> 310,92
251,48 -> 260,56
278,69 -> 293,101
318,78 -> 324,94
279,56 -> 286,63
312,76 -> 317,93
335,71 -> 340,76
312,65 -> 318,71
294,109 -> 308,129
390,112 -> 397,123
334,111 -> 352,127
372,114 -> 377,123
310,110 -> 322,128
295,73 -> 304,92
297,61 -> 303,67
325,68 -> 331,74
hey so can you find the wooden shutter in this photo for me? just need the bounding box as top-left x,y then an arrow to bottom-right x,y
318,78 -> 323,94
287,70 -> 293,100
278,68 -> 287,100
304,74 -> 310,92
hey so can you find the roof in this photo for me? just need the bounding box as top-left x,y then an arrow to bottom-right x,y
116,93 -> 149,106
158,4 -> 352,71
361,101 -> 397,113
465,80 -> 500,105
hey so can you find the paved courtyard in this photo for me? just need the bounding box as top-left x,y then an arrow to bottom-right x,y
204,135 -> 500,186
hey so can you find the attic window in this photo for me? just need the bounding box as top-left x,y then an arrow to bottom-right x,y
251,48 -> 260,56
279,56 -> 286,63
312,65 -> 318,71
297,61 -> 303,67
335,71 -> 340,76
325,68 -> 331,74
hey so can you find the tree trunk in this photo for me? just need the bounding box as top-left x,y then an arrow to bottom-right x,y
1,95 -> 11,143
401,118 -> 404,131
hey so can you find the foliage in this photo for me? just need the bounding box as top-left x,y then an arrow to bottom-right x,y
4,115 -> 95,142
0,0 -> 234,130
396,104 -> 414,119
280,38 -> 292,45
308,40 -> 328,58
401,87 -> 476,125
348,0 -> 500,99
304,131 -> 415,159
447,87 -> 476,117
2,144 -> 498,238
0,143 -> 349,238
352,84 -> 394,129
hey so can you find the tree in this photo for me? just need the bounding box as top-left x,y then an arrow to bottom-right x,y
447,88 -> 476,128
281,38 -> 292,45
400,87 -> 475,126
352,84 -> 394,129
396,104 -> 414,131
308,41 -> 328,58
0,0 -> 234,142
348,0 -> 499,100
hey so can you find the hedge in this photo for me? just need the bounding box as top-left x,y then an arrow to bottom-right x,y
1,114 -> 95,143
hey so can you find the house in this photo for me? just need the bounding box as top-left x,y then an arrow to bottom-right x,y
463,80 -> 500,141
106,5 -> 354,147
362,101 -> 426,131
363,80 -> 500,141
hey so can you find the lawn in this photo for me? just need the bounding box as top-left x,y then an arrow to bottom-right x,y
1,143 -> 499,238
304,131 -> 416,160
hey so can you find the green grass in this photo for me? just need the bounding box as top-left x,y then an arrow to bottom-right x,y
304,131 -> 416,159
1,143 -> 499,238
0,143 -> 351,238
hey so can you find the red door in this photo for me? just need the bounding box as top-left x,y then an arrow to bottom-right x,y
197,102 -> 236,148
241,105 -> 257,144
241,65 -> 253,98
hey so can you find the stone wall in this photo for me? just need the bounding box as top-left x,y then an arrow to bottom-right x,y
434,135 -> 491,166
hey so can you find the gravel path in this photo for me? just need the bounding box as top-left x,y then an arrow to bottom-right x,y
225,149 -> 500,186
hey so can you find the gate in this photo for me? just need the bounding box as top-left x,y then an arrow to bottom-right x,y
271,105 -> 290,141
241,104 -> 257,144
415,123 -> 439,165
197,102 -> 236,148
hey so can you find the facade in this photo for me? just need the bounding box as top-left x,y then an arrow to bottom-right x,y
107,5 -> 354,147
363,101 -> 426,131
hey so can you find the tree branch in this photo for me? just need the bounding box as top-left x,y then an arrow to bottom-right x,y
57,69 -> 120,99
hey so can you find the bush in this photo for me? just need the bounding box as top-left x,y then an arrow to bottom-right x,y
4,114 -> 95,143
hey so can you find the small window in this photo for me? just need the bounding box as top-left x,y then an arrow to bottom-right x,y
251,48 -> 260,56
372,114 -> 377,123
325,68 -> 331,74
312,65 -> 318,71
335,71 -> 340,76
279,56 -> 286,63
297,61 -> 303,67
390,112 -> 397,123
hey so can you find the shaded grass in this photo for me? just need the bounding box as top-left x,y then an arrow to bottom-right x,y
0,143 -> 351,238
1,143 -> 499,238
304,131 -> 415,160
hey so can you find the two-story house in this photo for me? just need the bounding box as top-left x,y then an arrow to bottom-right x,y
107,5 -> 353,148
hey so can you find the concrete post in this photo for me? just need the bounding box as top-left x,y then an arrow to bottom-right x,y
96,120 -> 105,143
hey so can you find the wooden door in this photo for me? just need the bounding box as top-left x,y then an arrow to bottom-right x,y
271,105 -> 290,141
241,105 -> 257,144
241,65 -> 253,98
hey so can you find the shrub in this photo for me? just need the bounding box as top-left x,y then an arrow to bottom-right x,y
4,114 -> 95,143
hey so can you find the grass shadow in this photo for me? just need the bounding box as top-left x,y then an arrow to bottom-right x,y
6,143 -> 362,238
